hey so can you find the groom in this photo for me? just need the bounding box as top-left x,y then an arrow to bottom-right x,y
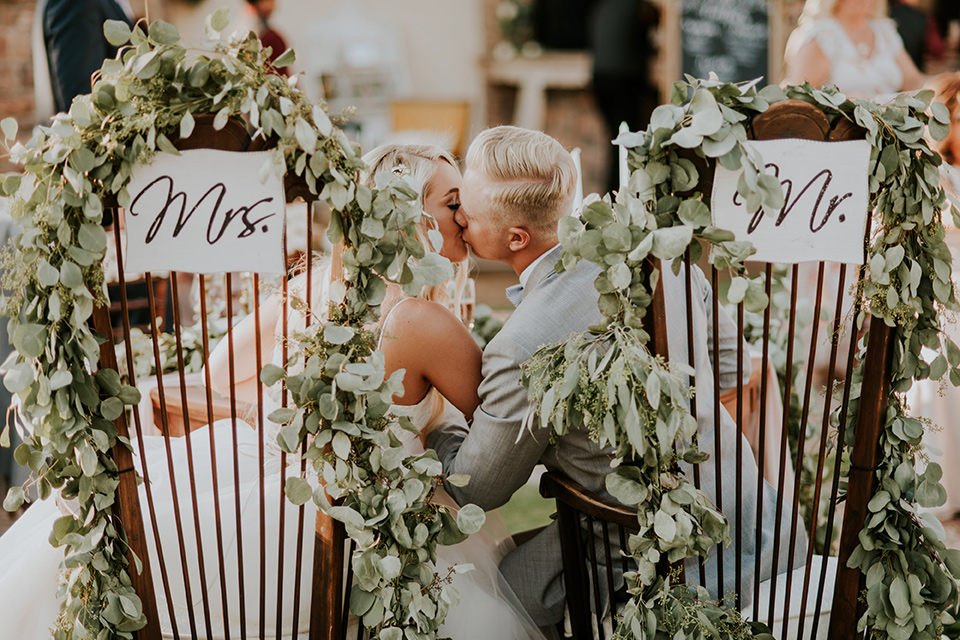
427,126 -> 793,627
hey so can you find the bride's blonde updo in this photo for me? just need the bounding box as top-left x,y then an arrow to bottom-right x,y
359,143 -> 469,314
282,144 -> 471,432
291,143 -> 469,318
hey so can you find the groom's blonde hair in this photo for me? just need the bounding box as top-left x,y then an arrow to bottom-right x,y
465,126 -> 576,235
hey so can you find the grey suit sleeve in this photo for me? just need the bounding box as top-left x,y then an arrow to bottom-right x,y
427,335 -> 549,511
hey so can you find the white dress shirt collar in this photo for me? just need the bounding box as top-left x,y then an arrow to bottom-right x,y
519,243 -> 560,290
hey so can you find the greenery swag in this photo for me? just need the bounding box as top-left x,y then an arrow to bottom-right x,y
1,9 -> 959,640
522,76 -> 960,639
0,12 -> 480,640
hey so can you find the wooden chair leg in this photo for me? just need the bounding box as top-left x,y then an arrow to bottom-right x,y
556,501 -> 592,640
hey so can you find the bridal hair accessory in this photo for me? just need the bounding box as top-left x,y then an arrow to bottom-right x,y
392,162 -> 408,177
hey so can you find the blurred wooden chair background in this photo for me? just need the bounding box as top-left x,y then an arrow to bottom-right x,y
389,100 -> 470,158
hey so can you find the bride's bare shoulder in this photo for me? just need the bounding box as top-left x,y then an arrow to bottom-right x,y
381,298 -> 463,339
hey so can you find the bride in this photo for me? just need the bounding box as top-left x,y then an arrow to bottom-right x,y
0,144 -> 545,640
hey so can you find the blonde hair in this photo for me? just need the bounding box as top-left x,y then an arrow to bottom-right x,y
932,73 -> 960,165
360,144 -> 470,429
798,0 -> 888,23
360,144 -> 469,311
465,126 -> 577,236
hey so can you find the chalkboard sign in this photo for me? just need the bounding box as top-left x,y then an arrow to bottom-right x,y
682,0 -> 768,84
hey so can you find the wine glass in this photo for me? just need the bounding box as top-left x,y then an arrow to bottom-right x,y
460,278 -> 476,329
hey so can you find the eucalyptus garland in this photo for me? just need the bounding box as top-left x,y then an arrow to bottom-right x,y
522,76 -> 960,639
0,12 -> 471,640
261,170 -> 486,639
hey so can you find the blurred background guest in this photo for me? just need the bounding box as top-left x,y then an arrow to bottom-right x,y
588,0 -> 658,194
237,0 -> 291,76
34,0 -> 135,120
783,0 -> 925,99
889,0 -> 945,70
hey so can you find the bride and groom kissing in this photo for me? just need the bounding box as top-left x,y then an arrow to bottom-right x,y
396,125 -> 791,635
0,125 -> 790,639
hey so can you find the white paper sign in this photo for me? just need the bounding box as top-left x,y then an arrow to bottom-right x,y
124,149 -> 285,275
711,139 -> 871,264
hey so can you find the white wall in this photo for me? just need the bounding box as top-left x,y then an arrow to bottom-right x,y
164,1 -> 486,138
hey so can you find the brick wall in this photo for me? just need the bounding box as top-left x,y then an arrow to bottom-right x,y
0,0 -> 38,172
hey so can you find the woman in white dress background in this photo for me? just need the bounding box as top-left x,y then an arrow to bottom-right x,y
784,0 -> 925,100
0,144 -> 545,639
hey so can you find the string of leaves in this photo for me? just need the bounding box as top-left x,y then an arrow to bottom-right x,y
0,11 -> 471,640
262,170 -> 486,639
522,76 -> 960,639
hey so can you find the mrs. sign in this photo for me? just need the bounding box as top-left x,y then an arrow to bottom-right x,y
124,149 -> 286,275
712,139 -> 871,264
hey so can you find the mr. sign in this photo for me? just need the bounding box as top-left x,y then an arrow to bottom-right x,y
712,139 -> 871,264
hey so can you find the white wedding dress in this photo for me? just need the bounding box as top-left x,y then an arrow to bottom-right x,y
785,17 -> 905,100
0,311 -> 544,639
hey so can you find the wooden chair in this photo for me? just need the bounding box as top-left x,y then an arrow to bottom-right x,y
540,100 -> 892,640
93,116 -> 357,640
389,100 -> 470,158
539,472 -> 639,640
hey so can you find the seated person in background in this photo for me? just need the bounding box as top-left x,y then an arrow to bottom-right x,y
889,0 -> 944,71
784,0 -> 925,99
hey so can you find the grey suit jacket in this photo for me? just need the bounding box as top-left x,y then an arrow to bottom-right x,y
428,246 -> 799,624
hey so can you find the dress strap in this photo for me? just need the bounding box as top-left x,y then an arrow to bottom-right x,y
377,297 -> 415,350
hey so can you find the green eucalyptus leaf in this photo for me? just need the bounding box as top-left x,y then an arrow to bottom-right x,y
726,277 -> 748,304
456,503 -> 486,535
103,20 -> 132,47
148,21 -> 180,46
295,117 -> 317,155
324,324 -> 355,345
100,397 -> 124,421
37,260 -> 60,288
78,223 -> 107,253
272,48 -> 296,68
14,323 -> 47,358
213,107 -> 231,131
3,486 -> 24,512
210,6 -> 230,32
312,105 -> 333,138
284,477 -> 313,505
650,226 -> 693,260
59,262 -> 84,290
133,50 -> 161,80
260,363 -> 286,386
1,173 -> 21,197
328,505 -> 364,530
4,362 -> 34,394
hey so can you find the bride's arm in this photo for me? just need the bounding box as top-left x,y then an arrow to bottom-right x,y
206,294 -> 282,400
379,299 -> 482,420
